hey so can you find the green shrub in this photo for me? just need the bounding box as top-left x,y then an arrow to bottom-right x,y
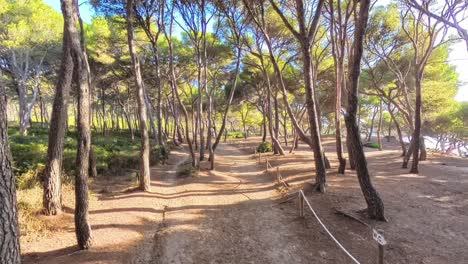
227,131 -> 246,139
364,142 -> 380,149
17,164 -> 45,190
107,151 -> 140,172
8,126 -> 175,184
176,161 -> 197,178
257,142 -> 273,153
150,144 -> 171,165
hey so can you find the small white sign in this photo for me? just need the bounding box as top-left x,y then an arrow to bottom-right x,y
373,229 -> 387,246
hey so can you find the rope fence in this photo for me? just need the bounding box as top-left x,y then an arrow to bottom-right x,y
254,148 -> 387,264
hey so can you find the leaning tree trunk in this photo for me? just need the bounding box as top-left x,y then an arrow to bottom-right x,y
344,0 -> 385,220
163,4 -> 196,167
43,0 -> 75,216
301,42 -> 327,192
0,71 -> 21,264
126,0 -> 151,191
212,45 -> 242,151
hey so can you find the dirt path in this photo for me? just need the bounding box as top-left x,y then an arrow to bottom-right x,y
22,147 -> 189,264
135,143 -> 350,264
21,138 -> 468,263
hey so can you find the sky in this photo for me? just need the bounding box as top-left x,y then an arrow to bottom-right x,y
43,0 -> 468,102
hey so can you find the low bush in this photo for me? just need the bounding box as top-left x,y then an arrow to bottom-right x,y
257,141 -> 273,153
364,142 -> 381,149
176,161 -> 198,178
150,144 -> 171,165
8,126 -> 146,188
227,131 -> 246,139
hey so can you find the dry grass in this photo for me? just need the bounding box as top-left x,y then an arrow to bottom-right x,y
17,182 -> 97,243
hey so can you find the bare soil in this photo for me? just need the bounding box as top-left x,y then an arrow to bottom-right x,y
21,137 -> 468,264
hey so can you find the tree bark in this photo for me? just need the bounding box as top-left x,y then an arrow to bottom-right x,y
388,102 -> 406,156
377,99 -> 383,151
212,45 -> 242,151
126,0 -> 151,191
0,70 -> 21,264
410,77 -> 422,173
367,106 -> 378,141
163,3 -> 196,167
73,0 -> 93,248
329,2 -> 346,174
43,0 -> 75,215
344,0 -> 385,220
263,0 -> 327,189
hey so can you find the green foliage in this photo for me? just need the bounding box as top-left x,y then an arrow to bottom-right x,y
150,144 -> 171,165
176,161 -> 197,178
227,131 -> 246,139
364,142 -> 381,149
8,126 -> 157,189
257,142 -> 273,153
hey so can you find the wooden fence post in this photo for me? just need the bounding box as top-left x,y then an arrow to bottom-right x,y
299,192 -> 304,217
378,230 -> 385,264
373,229 -> 386,264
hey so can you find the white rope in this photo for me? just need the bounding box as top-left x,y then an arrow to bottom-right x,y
266,159 -> 274,169
299,190 -> 361,264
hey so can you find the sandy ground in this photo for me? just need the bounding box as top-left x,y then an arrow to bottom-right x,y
22,146 -> 189,263
236,137 -> 468,264
21,137 -> 468,264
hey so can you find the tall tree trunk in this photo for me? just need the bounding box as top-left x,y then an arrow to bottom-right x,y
163,4 -> 196,167
367,106 -> 377,141
100,85 -> 107,136
388,102 -> 406,156
344,0 -> 385,220
273,93 -> 280,154
126,0 -> 150,191
212,45 -> 242,151
301,41 -> 327,192
261,103 -> 267,142
69,0 -> 93,249
329,9 -> 346,174
0,71 -> 21,264
377,99 -> 383,151
387,114 -> 392,142
410,76 -> 422,173
145,93 -> 157,141
43,1 -> 75,215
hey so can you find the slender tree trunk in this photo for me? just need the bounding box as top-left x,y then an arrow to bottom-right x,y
71,0 -> 93,249
330,14 -> 346,174
261,103 -> 267,142
273,93 -> 280,154
344,0 -> 385,220
126,0 -> 150,191
212,45 -> 242,151
0,71 -> 21,264
43,1 -> 75,215
100,85 -> 107,136
388,103 -> 406,156
164,4 -> 196,167
377,99 -> 383,151
301,42 -> 327,192
410,76 -> 422,173
367,106 -> 377,141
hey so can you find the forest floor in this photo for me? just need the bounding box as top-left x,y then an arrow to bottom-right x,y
21,137 -> 468,264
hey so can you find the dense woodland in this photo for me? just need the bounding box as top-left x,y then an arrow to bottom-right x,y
0,0 -> 467,262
